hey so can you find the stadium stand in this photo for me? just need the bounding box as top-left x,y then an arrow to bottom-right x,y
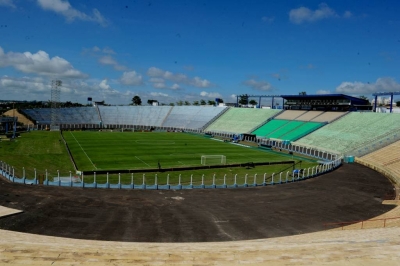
310,111 -> 348,123
22,107 -> 100,125
205,108 -> 281,134
274,110 -> 307,120
295,112 -> 400,154
361,140 -> 400,181
265,120 -> 305,139
22,108 -> 52,124
98,106 -> 172,127
278,122 -> 325,141
252,120 -> 324,141
59,107 -> 100,124
161,106 -> 227,129
252,119 -> 288,137
294,111 -> 324,121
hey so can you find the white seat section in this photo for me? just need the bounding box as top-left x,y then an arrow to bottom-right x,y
162,106 -> 227,129
98,106 -> 172,127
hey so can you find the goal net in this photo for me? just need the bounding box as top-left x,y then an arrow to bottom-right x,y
201,155 -> 226,165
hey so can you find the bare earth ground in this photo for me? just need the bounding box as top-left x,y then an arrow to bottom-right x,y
0,163 -> 396,243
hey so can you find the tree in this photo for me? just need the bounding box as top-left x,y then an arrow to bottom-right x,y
169,103 -> 175,106
299,91 -> 307,95
131,96 -> 142,106
208,100 -> 216,105
200,99 -> 206,105
192,101 -> 199,106
249,99 -> 257,106
238,94 -> 249,105
176,100 -> 183,106
184,101 -> 191,106
396,101 -> 400,107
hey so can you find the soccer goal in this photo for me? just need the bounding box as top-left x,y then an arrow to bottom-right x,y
201,155 -> 226,165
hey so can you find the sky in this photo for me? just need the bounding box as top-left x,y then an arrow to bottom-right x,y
0,0 -> 400,105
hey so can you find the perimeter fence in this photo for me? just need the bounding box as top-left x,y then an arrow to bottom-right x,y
0,156 -> 342,190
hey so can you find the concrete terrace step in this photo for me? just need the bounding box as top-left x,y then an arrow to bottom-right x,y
1,226 -> 400,265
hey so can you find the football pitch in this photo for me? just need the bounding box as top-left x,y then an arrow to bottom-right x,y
63,131 -> 305,171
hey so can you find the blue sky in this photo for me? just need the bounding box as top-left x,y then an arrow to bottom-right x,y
0,0 -> 399,105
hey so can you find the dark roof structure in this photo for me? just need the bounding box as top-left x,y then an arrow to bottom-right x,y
280,94 -> 371,111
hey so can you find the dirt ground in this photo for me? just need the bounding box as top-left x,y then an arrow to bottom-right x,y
0,163 -> 396,242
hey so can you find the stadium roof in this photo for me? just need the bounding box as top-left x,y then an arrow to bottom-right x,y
280,94 -> 370,105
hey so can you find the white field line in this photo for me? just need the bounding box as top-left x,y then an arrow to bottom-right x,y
178,161 -> 185,165
69,132 -> 97,170
135,156 -> 151,167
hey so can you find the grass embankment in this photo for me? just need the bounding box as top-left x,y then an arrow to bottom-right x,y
0,131 -> 74,177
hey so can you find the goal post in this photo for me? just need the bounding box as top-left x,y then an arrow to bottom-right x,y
201,155 -> 226,165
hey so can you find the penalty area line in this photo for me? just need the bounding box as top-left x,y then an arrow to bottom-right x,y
135,156 -> 151,167
69,132 -> 97,170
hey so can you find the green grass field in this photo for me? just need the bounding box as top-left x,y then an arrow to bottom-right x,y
0,131 -> 320,185
62,131 -> 305,171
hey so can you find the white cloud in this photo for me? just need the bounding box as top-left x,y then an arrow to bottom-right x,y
37,0 -> 108,26
147,67 -> 212,88
289,3 -> 338,24
0,46 -> 87,78
316,89 -> 331,94
243,79 -> 273,91
92,46 -> 101,52
343,11 -> 352,18
262,16 -> 274,23
0,75 -> 141,104
98,55 -> 126,71
200,91 -> 222,99
99,79 -> 110,90
120,71 -> 143,86
171,83 -> 180,90
0,0 -> 15,8
335,77 -> 400,94
102,47 -> 115,54
150,92 -> 168,97
149,77 -> 164,83
0,76 -> 49,99
192,76 -> 211,87
152,82 -> 166,89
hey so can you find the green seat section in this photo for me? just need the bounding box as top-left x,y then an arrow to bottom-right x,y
279,122 -> 323,141
266,121 -> 305,139
252,119 -> 288,137
205,108 -> 281,134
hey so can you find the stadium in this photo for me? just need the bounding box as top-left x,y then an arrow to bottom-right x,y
1,93 -> 400,264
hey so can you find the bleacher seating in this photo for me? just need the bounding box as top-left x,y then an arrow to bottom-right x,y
361,140 -> 400,178
162,106 -> 227,129
252,120 -> 324,141
295,112 -> 400,154
98,106 -> 172,127
205,108 -> 280,134
294,111 -> 324,121
274,110 -> 307,120
22,107 -> 100,125
22,108 -> 52,124
310,112 -> 347,123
